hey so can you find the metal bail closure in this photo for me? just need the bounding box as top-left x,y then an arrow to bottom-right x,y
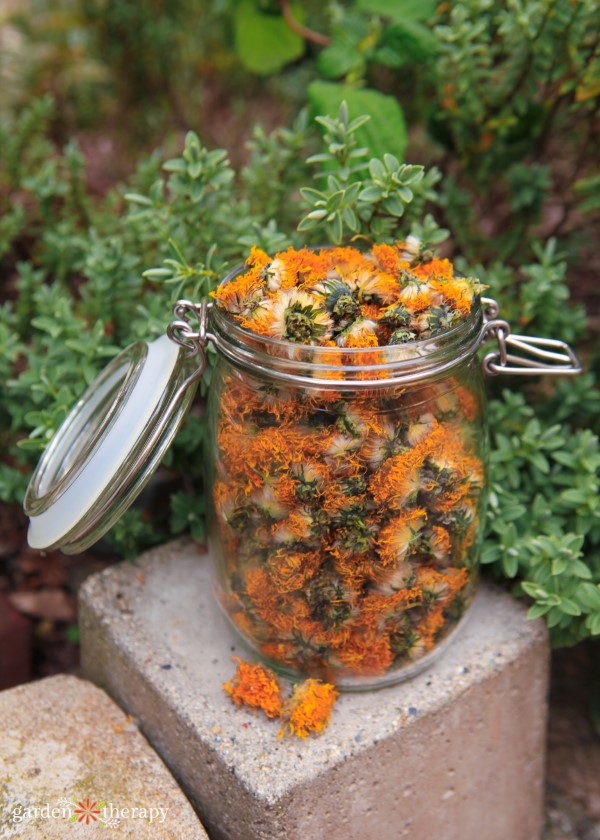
24,300 -> 210,554
481,298 -> 582,377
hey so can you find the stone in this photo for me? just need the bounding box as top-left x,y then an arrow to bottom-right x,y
0,592 -> 31,690
0,674 -> 208,839
80,538 -> 550,840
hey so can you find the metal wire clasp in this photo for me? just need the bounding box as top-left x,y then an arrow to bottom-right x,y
167,298 -> 213,385
481,297 -> 582,377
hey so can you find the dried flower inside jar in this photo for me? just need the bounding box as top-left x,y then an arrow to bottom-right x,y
209,241 -> 486,686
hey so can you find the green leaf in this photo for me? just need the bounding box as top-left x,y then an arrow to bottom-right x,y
561,488 -> 589,506
528,451 -> 550,473
356,0 -> 437,22
379,20 -> 438,63
577,583 -> 600,611
124,193 -> 153,206
297,216 -> 320,231
369,158 -> 387,179
546,607 -> 565,628
480,543 -> 501,564
300,187 -> 326,203
65,625 -> 80,644
326,190 -> 345,211
502,550 -> 519,578
570,560 -> 593,580
308,82 -> 407,161
342,206 -> 359,230
559,598 -> 582,617
162,158 -> 187,173
521,581 -> 547,599
359,185 -> 383,201
528,603 -> 551,620
318,41 -> 365,79
382,194 -> 406,216
328,213 -> 344,243
306,209 -> 328,220
234,0 -> 304,76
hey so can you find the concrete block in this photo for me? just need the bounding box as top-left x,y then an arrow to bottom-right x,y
0,674 -> 208,839
80,538 -> 550,840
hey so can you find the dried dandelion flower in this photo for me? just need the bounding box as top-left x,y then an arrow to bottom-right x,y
212,242 -> 484,688
223,657 -> 283,719
280,679 -> 339,739
215,243 -> 483,347
268,289 -> 333,344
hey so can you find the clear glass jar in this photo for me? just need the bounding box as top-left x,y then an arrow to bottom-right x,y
206,283 -> 489,689
22,257 -> 581,689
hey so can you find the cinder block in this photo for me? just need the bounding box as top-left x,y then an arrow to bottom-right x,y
0,674 -> 208,839
80,538 -> 550,840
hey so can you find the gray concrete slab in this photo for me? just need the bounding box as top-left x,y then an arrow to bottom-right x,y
80,538 -> 550,840
0,674 -> 208,838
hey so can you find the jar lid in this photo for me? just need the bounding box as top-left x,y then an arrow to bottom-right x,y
24,333 -> 202,554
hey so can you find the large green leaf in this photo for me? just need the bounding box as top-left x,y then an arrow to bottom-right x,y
356,0 -> 438,22
379,20 -> 438,62
308,81 -> 408,161
234,0 -> 304,76
318,39 -> 366,79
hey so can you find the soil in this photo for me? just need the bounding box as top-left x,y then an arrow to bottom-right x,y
544,643 -> 600,840
1,501 -> 599,837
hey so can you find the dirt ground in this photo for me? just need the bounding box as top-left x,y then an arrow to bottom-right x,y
544,642 -> 600,840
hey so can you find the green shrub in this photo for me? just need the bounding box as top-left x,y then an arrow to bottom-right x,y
1,0 -> 599,641
0,101 -> 281,547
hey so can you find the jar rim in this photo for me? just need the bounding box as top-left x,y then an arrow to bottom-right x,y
209,261 -> 487,389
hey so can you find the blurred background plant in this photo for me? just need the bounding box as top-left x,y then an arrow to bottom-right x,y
1,0 -> 599,649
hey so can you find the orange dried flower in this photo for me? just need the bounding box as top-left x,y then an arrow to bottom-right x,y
344,331 -> 379,348
371,242 -> 402,275
216,244 -> 483,348
332,622 -> 395,675
267,549 -> 323,593
213,243 -> 484,687
280,679 -> 339,739
412,257 -> 454,281
415,607 -> 447,651
223,657 -> 283,719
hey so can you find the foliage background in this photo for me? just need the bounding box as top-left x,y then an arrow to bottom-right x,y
1,0 -> 599,646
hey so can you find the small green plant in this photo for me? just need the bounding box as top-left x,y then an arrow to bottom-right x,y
1,94 -> 599,647
297,102 -> 445,245
0,98 -> 310,553
483,392 -> 600,646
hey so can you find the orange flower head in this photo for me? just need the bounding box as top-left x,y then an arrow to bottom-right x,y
280,678 -> 338,739
223,657 -> 283,719
332,623 -> 395,675
371,242 -> 403,275
377,508 -> 428,567
267,548 -> 323,593
412,257 -> 455,281
216,245 -> 483,347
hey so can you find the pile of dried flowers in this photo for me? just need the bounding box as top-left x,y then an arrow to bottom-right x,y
223,657 -> 338,739
213,241 -> 484,347
211,242 -> 485,685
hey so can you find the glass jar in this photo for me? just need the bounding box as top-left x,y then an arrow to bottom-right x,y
23,266 -> 581,690
206,292 -> 489,688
